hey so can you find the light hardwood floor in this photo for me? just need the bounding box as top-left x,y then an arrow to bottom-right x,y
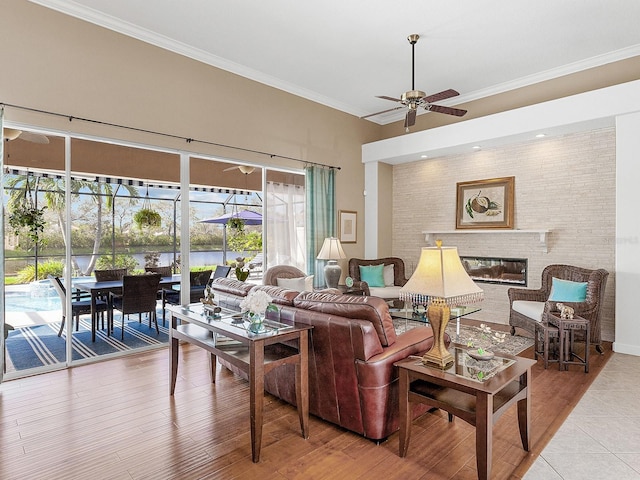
0,336 -> 612,480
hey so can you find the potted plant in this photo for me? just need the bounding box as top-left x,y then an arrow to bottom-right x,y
8,178 -> 47,247
228,217 -> 245,232
133,207 -> 161,229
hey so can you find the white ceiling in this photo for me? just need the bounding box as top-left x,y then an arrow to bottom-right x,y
30,0 -> 640,125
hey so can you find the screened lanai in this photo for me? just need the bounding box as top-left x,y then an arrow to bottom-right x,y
2,126 -> 306,379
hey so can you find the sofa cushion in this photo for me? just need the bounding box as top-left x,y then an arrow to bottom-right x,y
293,291 -> 396,346
250,285 -> 298,306
383,264 -> 395,286
368,285 -> 403,300
211,277 -> 254,297
512,300 -> 545,322
277,275 -> 314,292
548,277 -> 588,302
359,264 -> 385,287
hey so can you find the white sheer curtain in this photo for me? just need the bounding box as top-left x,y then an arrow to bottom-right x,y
265,181 -> 306,271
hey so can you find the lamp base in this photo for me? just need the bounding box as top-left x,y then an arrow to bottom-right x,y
324,260 -> 342,289
422,300 -> 453,368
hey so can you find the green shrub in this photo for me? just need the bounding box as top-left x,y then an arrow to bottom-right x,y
16,260 -> 64,283
96,254 -> 139,272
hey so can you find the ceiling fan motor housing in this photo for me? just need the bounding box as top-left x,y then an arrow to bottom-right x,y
401,90 -> 426,109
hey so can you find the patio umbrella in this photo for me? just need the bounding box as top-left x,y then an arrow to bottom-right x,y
200,210 -> 262,225
199,210 -> 262,264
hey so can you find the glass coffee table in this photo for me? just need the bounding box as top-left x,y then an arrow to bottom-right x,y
390,304 -> 481,341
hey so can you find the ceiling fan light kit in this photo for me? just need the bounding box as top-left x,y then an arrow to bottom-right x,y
363,33 -> 467,131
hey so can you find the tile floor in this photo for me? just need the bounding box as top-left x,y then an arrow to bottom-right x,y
525,352 -> 640,479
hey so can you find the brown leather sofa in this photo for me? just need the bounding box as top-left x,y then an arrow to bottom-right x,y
211,277 -> 437,441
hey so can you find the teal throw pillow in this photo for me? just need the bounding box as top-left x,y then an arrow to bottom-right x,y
359,264 -> 385,288
548,277 -> 588,302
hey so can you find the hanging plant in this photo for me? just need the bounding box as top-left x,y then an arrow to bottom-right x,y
134,186 -> 161,229
8,176 -> 47,247
228,217 -> 245,231
134,208 -> 161,229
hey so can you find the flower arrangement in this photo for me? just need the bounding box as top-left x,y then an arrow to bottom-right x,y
230,256 -> 254,281
466,323 -> 507,357
240,290 -> 273,317
239,290 -> 277,333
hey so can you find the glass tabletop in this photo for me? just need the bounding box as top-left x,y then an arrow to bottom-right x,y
409,345 -> 516,383
389,304 -> 481,323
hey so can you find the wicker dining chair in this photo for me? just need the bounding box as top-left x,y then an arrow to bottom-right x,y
161,269 -> 216,324
144,266 -> 173,277
94,268 -> 128,282
109,274 -> 162,340
49,275 -> 109,337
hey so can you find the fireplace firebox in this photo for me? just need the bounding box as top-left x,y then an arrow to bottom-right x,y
460,256 -> 527,286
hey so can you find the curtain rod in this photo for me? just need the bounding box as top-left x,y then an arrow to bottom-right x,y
1,102 -> 341,170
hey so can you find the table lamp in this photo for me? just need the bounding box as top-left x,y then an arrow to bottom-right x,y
317,237 -> 346,289
400,241 -> 483,367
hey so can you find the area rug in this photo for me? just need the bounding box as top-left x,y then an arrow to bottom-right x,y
5,315 -> 169,371
393,318 -> 533,356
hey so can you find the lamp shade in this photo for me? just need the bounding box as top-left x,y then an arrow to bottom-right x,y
400,245 -> 483,306
316,237 -> 347,260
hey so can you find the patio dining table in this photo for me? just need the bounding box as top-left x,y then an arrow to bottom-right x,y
75,274 -> 181,341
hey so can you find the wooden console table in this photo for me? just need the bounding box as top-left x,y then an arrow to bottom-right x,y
168,304 -> 312,462
395,346 -> 535,480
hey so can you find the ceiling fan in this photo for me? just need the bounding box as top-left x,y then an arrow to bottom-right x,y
3,127 -> 50,144
362,34 -> 467,130
223,165 -> 256,175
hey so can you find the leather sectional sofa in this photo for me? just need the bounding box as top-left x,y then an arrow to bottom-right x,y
211,277 -> 437,441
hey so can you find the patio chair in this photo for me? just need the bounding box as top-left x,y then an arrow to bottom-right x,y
49,275 -> 109,337
144,266 -> 173,277
109,274 -> 162,340
94,268 -> 127,282
161,270 -> 214,324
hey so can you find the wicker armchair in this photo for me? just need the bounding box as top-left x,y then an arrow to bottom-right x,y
348,257 -> 408,299
508,264 -> 609,353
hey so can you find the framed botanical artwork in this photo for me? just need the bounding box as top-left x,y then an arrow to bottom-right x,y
456,176 -> 515,229
339,210 -> 357,243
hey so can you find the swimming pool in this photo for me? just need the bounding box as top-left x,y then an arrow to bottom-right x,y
4,277 -> 94,312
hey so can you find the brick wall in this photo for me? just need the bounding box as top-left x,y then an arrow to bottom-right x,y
393,127 -> 616,341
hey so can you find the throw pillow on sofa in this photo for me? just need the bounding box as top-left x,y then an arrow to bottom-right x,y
383,264 -> 395,286
548,277 -> 588,302
277,275 -> 314,292
359,264 -> 385,287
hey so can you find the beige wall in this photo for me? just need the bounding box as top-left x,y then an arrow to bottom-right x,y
2,0 -> 382,259
393,127 -> 616,340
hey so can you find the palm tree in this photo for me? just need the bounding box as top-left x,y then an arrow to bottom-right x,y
5,173 -> 138,276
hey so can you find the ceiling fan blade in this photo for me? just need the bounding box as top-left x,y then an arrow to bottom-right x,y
376,95 -> 403,103
422,89 -> 460,104
404,109 -> 417,128
18,131 -> 50,144
222,166 -> 238,172
426,104 -> 467,117
360,105 -> 405,120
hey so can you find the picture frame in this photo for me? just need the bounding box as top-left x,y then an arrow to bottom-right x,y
339,210 -> 357,243
456,176 -> 515,229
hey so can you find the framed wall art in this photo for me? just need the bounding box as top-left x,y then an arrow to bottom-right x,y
456,176 -> 515,229
339,210 -> 357,243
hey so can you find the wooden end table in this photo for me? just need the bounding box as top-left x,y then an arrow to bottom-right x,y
395,346 -> 535,480
548,313 -> 590,373
534,319 -> 559,369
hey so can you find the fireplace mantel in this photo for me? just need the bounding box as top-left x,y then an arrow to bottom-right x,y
422,229 -> 551,253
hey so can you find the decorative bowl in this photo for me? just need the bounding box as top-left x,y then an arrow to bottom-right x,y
467,349 -> 495,361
